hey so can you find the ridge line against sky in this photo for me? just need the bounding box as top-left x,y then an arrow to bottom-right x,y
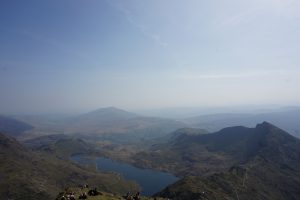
0,0 -> 299,114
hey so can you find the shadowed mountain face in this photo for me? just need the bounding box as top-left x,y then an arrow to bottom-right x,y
0,132 -> 139,200
134,122 -> 300,176
153,122 -> 300,200
132,124 -> 249,175
0,116 -> 33,137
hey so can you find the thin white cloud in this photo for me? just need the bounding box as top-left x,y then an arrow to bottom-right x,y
177,69 -> 297,80
214,0 -> 299,30
19,29 -> 93,64
106,0 -> 168,47
215,7 -> 263,29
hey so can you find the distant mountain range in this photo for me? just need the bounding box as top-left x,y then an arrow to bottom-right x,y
2,107 -> 300,142
5,107 -> 184,143
1,112 -> 300,199
132,122 -> 300,200
182,109 -> 300,138
1,107 -> 300,199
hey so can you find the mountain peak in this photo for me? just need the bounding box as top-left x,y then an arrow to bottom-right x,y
89,107 -> 137,116
95,106 -> 123,112
256,121 -> 275,129
255,121 -> 296,140
78,107 -> 139,121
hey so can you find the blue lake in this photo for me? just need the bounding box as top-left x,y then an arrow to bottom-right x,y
71,154 -> 179,196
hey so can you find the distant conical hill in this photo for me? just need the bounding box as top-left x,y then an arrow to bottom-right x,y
72,107 -> 139,123
63,107 -> 185,140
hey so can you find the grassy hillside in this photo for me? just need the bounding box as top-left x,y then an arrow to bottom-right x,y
156,156 -> 300,200
0,132 -> 139,200
23,134 -> 70,149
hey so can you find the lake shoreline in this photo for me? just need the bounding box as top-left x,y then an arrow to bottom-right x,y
70,154 -> 179,196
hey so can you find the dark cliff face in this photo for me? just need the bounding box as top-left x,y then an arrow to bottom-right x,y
155,122 -> 300,200
168,121 -> 299,165
254,122 -> 300,164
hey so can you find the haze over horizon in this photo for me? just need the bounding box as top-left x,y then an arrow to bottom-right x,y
1,0 -> 300,114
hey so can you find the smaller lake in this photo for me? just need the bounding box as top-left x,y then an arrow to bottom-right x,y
71,154 -> 179,196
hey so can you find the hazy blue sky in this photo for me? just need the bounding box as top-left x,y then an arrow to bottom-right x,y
0,0 -> 300,114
